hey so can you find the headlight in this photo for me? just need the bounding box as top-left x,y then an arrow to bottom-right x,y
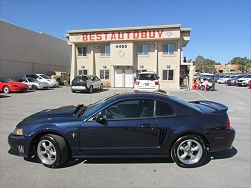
13,128 -> 24,136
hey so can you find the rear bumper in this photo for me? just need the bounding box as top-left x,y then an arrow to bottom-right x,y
208,128 -> 235,152
8,133 -> 32,158
71,85 -> 88,91
134,86 -> 159,92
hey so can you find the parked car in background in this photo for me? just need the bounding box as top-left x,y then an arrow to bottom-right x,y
236,74 -> 251,87
226,75 -> 243,86
8,93 -> 235,168
47,71 -> 70,86
217,75 -> 230,84
19,77 -> 49,90
247,80 -> 251,89
0,78 -> 28,93
25,74 -> 59,88
71,75 -> 103,93
134,72 -> 160,92
214,74 -> 225,82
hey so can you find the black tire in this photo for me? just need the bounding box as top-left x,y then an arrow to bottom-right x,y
32,85 -> 38,90
99,84 -> 103,91
171,135 -> 207,168
36,134 -> 69,168
3,86 -> 10,94
89,85 -> 93,93
71,89 -> 76,93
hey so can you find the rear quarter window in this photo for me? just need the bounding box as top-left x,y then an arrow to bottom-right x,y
156,101 -> 174,116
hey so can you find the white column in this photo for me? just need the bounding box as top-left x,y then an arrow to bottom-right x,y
70,43 -> 77,82
155,41 -> 158,75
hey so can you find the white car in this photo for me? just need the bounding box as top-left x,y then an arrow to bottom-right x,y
134,72 -> 160,92
217,75 -> 230,84
20,77 -> 49,90
236,74 -> 251,86
25,74 -> 59,88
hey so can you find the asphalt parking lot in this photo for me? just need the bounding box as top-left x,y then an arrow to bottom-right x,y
0,84 -> 250,188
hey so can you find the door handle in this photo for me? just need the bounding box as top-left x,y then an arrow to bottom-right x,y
140,124 -> 151,128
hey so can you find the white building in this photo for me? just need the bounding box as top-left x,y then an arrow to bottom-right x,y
66,24 -> 193,90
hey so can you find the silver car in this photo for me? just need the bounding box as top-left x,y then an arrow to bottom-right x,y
71,75 -> 103,93
20,77 -> 49,90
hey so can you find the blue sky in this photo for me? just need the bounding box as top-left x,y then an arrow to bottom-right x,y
0,0 -> 250,64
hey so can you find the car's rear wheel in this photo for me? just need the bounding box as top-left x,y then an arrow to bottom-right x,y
171,135 -> 207,168
89,85 -> 93,93
36,134 -> 69,168
3,86 -> 10,94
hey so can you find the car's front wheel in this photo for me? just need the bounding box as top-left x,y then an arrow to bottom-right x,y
3,86 -> 10,93
171,135 -> 207,168
99,84 -> 103,91
36,134 -> 69,168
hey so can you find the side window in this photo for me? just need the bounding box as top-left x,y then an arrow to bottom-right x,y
103,99 -> 154,120
156,101 -> 174,116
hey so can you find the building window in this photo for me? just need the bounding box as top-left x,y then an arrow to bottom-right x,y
77,47 -> 87,56
163,43 -> 175,55
163,70 -> 174,80
100,70 -> 109,79
138,44 -> 149,55
79,69 -> 87,75
101,45 -> 110,56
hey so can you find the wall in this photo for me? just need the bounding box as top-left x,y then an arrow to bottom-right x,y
0,21 -> 70,80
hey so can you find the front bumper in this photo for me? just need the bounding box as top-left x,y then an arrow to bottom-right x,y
10,87 -> 28,92
236,82 -> 247,86
208,128 -> 235,152
8,133 -> 32,158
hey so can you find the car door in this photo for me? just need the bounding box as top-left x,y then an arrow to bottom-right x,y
79,99 -> 159,155
94,76 -> 101,89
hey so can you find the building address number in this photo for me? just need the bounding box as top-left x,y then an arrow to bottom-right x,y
115,44 -> 127,48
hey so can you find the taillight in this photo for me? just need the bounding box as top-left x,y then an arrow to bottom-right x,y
226,119 -> 231,129
155,81 -> 159,85
136,81 -> 140,85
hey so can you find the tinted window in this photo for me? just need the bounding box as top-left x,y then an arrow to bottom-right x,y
138,74 -> 157,80
103,99 -> 154,120
156,101 -> 174,116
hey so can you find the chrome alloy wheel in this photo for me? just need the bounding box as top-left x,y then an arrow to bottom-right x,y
177,139 -> 203,165
37,140 -> 57,165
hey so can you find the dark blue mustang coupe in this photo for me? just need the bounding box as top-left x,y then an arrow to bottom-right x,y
8,93 -> 235,168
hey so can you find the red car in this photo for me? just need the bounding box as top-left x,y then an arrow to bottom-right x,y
247,80 -> 251,89
0,78 -> 28,93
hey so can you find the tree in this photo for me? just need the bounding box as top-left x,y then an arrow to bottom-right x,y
230,57 -> 251,73
193,55 -> 217,73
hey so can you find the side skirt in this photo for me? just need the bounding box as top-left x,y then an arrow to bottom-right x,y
72,154 -> 169,159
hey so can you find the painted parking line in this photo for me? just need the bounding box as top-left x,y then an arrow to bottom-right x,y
193,90 -> 209,100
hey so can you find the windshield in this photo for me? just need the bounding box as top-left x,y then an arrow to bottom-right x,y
40,74 -> 51,79
138,74 -> 158,80
81,95 -> 118,119
73,75 -> 88,82
0,78 -> 13,82
27,78 -> 36,82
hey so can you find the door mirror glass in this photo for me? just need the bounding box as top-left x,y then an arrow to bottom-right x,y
94,114 -> 107,125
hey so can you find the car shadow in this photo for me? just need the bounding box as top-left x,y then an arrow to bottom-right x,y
0,95 -> 10,98
24,147 -> 237,168
201,147 -> 238,167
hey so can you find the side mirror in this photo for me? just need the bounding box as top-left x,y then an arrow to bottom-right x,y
94,114 -> 107,125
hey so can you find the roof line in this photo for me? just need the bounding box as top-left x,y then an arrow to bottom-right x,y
67,24 -> 181,34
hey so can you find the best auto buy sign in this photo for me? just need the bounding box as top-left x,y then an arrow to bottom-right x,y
70,29 -> 179,42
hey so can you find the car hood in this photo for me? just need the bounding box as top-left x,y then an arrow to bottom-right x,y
18,105 -> 81,127
9,81 -> 28,87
